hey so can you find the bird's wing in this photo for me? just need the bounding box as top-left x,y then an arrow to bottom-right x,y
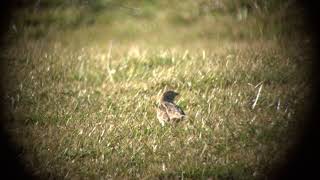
163,102 -> 185,119
157,104 -> 169,123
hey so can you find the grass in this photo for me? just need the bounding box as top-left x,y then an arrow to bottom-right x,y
2,0 -> 311,179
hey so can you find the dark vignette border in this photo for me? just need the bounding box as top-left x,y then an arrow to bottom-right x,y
0,1 -> 319,179
268,1 -> 320,179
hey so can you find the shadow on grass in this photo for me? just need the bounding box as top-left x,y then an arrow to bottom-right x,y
157,165 -> 256,180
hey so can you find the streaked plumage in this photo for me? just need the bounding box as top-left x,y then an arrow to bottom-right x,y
156,90 -> 185,126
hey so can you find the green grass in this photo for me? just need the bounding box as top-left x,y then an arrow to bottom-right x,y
2,0 -> 311,179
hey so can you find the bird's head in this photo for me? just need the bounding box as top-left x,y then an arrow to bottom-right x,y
161,90 -> 179,102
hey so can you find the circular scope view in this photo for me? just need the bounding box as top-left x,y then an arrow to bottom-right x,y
2,0 -> 312,179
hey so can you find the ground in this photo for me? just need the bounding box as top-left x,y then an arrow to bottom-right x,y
1,0 -> 312,179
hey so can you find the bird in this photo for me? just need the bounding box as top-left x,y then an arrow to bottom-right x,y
156,90 -> 186,126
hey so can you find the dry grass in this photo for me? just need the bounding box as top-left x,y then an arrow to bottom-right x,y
2,0 -> 310,179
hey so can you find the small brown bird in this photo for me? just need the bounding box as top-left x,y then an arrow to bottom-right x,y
156,90 -> 186,126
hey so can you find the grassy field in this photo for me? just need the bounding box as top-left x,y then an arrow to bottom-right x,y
2,0 -> 312,179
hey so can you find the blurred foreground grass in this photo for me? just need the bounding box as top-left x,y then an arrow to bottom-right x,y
2,0 -> 312,179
